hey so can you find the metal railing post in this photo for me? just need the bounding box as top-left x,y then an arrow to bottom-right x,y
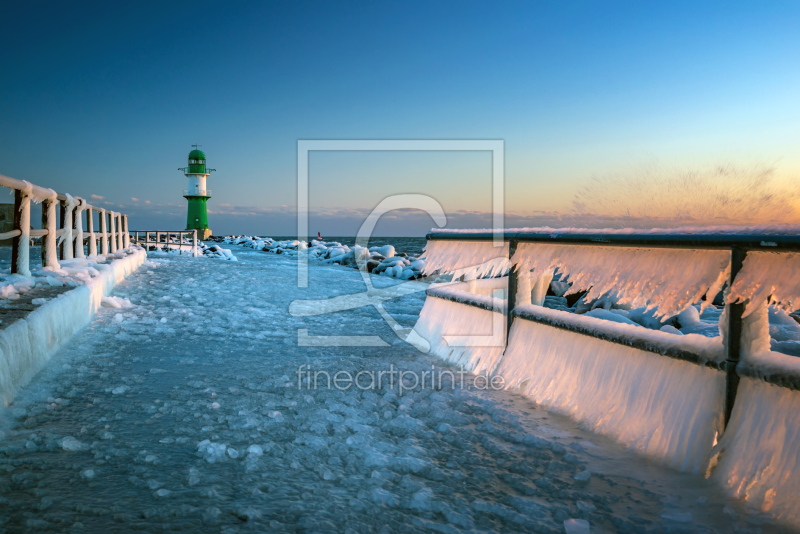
193,229 -> 197,257
724,247 -> 747,427
506,239 -> 517,346
11,189 -> 30,276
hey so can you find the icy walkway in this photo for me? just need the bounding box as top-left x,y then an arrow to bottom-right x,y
0,246 -> 786,533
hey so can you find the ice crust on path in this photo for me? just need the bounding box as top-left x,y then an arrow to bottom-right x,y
0,243 -> 783,532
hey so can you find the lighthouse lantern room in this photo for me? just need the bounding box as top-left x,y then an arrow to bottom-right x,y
179,145 -> 215,240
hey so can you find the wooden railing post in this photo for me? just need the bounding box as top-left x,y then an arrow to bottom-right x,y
41,199 -> 49,268
43,197 -> 59,269
11,189 -> 31,276
123,215 -> 130,248
116,213 -> 123,250
74,200 -> 85,259
88,208 -> 97,256
58,199 -> 65,260
61,197 -> 75,260
108,212 -> 117,253
724,247 -> 747,427
100,209 -> 108,254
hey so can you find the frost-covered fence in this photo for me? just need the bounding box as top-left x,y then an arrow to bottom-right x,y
0,173 -> 130,275
415,228 -> 800,525
129,230 -> 198,256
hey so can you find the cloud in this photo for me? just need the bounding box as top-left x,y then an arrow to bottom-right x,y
144,200 -> 150,204
131,197 -> 139,201
91,194 -> 104,200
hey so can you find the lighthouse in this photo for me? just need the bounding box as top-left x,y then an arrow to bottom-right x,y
179,145 -> 215,240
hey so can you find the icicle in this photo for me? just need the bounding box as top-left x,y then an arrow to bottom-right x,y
27,182 -> 56,205
728,251 -> 800,317
498,318 -> 725,474
412,295 -> 506,375
516,271 -> 532,306
712,378 -> 800,528
512,243 -> 731,318
530,268 -> 554,306
422,240 -> 510,280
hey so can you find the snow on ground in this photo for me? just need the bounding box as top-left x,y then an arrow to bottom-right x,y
0,244 -> 785,533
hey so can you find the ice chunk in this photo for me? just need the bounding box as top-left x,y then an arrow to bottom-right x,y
61,437 -> 88,451
660,511 -> 692,522
197,440 -> 228,463
574,470 -> 592,481
101,296 -> 132,308
564,518 -> 590,534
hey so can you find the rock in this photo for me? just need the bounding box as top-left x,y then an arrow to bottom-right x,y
550,281 -> 570,297
543,296 -> 568,309
566,290 -> 588,308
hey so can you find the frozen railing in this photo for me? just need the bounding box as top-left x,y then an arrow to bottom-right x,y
129,230 -> 198,256
0,173 -> 131,276
423,229 -> 800,422
416,228 -> 800,524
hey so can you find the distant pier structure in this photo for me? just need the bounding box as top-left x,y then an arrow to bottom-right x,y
179,145 -> 215,240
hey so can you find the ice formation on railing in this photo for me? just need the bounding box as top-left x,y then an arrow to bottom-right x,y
498,312 -> 725,474
421,240 -> 510,280
432,224 -> 800,236
413,292 -> 506,375
712,377 -> 800,528
728,251 -> 800,316
511,243 -> 731,318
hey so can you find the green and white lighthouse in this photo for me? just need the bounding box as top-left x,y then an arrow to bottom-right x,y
179,145 -> 215,240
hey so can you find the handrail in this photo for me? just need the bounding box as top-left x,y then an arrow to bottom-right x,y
426,230 -> 800,252
424,228 -> 800,427
0,173 -> 132,275
183,189 -> 212,196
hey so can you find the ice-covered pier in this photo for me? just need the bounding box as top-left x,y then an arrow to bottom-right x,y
0,235 -> 797,533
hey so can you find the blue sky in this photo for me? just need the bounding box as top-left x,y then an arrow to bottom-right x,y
1,1 -> 798,235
